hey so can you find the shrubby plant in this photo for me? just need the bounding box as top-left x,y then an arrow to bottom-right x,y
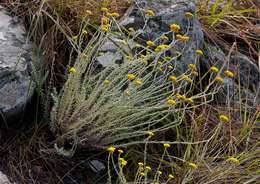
50,8 -> 222,156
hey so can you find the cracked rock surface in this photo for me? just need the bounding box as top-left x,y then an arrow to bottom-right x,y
97,0 -> 204,74
0,6 -> 34,123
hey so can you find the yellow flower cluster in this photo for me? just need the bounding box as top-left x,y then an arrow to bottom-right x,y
85,10 -> 93,16
185,12 -> 194,18
176,34 -> 190,42
127,73 -> 136,80
182,75 -> 193,83
169,76 -> 177,83
163,143 -> 171,149
210,66 -> 219,73
227,157 -> 240,165
170,24 -> 181,33
107,146 -> 116,153
134,80 -> 143,87
147,131 -> 155,137
188,162 -> 198,169
69,67 -> 76,74
176,93 -> 186,101
168,174 -> 174,179
145,166 -> 152,171
100,6 -> 120,32
147,40 -> 155,47
146,9 -> 155,17
215,76 -> 224,83
219,114 -> 230,122
155,44 -> 170,52
224,70 -> 234,78
118,157 -> 128,166
104,79 -> 110,86
167,98 -> 176,106
196,49 -> 204,56
188,63 -> 197,71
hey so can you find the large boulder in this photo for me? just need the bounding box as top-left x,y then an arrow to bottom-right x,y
203,44 -> 260,103
0,171 -> 14,184
97,0 -> 204,73
0,6 -> 34,123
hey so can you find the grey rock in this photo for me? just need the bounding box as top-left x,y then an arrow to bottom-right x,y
0,6 -> 34,123
97,0 -> 204,73
204,45 -> 260,104
88,160 -> 106,173
0,171 -> 15,184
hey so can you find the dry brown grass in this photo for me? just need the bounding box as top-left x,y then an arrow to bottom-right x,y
197,0 -> 260,62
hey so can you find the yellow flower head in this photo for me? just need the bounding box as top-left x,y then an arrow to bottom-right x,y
134,80 -> 143,86
169,76 -> 177,83
118,149 -> 124,154
188,162 -> 198,169
106,12 -> 113,17
69,67 -> 76,74
210,66 -> 219,73
119,158 -> 128,166
121,160 -> 127,166
127,73 -> 136,80
168,65 -> 174,70
180,35 -> 190,42
147,131 -> 154,137
170,24 -> 181,33
140,172 -> 145,176
157,170 -> 162,175
215,76 -> 224,83
227,157 -> 240,165
176,93 -> 186,100
146,9 -> 155,17
219,114 -> 230,123
188,63 -> 197,71
168,174 -> 174,179
155,44 -> 170,52
167,99 -> 176,106
111,12 -> 120,18
146,40 -> 155,47
125,90 -> 131,96
185,12 -> 194,18
185,98 -> 194,104
176,34 -> 182,40
101,7 -> 109,12
107,146 -> 116,153
196,49 -> 204,56
101,25 -> 110,32
128,27 -> 135,32
104,80 -> 110,86
145,166 -> 152,171
85,10 -> 93,16
224,70 -> 235,78
101,17 -> 110,25
138,162 -> 144,167
182,75 -> 193,83
163,143 -> 171,149
158,61 -> 163,65
82,30 -> 88,35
